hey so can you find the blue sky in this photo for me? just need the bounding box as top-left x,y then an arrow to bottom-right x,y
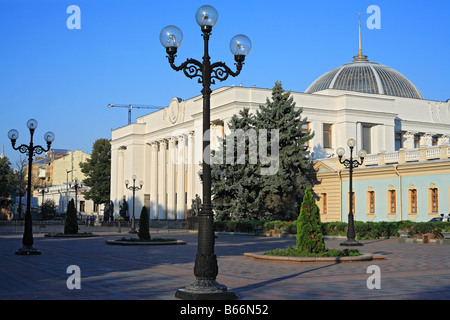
0,0 -> 448,167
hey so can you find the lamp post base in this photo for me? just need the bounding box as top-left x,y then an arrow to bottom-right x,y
16,246 -> 41,255
175,280 -> 238,300
340,239 -> 363,247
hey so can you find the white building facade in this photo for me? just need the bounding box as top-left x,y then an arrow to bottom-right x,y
110,53 -> 450,222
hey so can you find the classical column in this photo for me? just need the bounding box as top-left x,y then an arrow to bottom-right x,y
167,137 -> 177,220
422,133 -> 434,147
117,146 -> 126,218
150,142 -> 159,220
158,139 -> 167,220
403,131 -> 416,149
439,134 -> 450,145
177,134 -> 186,220
187,131 -> 195,206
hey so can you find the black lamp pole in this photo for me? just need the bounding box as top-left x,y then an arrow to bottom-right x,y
337,139 -> 366,247
8,119 -> 55,255
70,178 -> 83,219
38,184 -> 49,215
161,5 -> 251,299
125,175 -> 143,233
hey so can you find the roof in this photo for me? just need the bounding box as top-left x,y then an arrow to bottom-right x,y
305,55 -> 423,100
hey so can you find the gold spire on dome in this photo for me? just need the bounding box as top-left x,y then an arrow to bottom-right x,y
354,12 -> 368,62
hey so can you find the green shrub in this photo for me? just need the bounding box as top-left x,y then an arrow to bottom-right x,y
138,206 -> 151,240
296,189 -> 326,254
64,199 -> 78,234
265,245 -> 360,257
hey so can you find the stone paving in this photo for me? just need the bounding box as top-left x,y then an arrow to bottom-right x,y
0,224 -> 449,300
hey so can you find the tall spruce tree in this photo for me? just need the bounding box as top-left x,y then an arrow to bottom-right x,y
211,108 -> 266,220
255,81 -> 314,220
80,139 -> 111,206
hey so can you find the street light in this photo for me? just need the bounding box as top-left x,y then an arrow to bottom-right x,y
38,184 -> 49,217
8,119 -> 55,255
161,4 -> 250,300
125,175 -> 143,233
336,139 -> 367,247
70,178 -> 83,219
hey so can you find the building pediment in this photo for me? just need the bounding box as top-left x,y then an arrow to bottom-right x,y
163,97 -> 185,125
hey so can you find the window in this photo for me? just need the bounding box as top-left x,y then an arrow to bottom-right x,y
321,193 -> 327,214
362,125 -> 372,154
410,189 -> 417,214
368,191 -> 375,214
431,188 -> 439,213
395,132 -> 403,151
80,201 -> 85,212
414,135 -> 421,148
323,124 -> 332,149
432,135 -> 438,146
301,122 -> 310,148
389,190 -> 396,214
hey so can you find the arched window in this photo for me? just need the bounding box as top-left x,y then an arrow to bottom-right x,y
389,190 -> 396,214
430,188 -> 439,213
409,189 -> 417,214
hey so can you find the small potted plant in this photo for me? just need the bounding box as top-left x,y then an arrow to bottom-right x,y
398,226 -> 411,238
441,227 -> 450,240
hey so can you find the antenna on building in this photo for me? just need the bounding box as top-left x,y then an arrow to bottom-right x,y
354,12 -> 368,62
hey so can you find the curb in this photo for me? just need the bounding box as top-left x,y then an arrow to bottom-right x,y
44,233 -> 99,238
105,239 -> 186,246
244,252 -> 387,263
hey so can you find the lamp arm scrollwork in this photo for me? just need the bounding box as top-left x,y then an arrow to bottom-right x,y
168,57 -> 204,82
210,61 -> 242,82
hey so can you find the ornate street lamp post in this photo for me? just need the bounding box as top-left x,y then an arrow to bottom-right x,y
8,119 -> 55,255
336,139 -> 367,247
125,175 -> 143,233
160,5 -> 251,300
70,178 -> 83,219
38,184 -> 49,216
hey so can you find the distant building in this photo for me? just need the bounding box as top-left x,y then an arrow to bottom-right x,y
24,149 -> 99,218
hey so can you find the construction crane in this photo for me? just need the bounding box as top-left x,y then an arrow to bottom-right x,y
107,104 -> 165,125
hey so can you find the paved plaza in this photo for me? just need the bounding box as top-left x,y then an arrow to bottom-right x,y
1,224 -> 449,301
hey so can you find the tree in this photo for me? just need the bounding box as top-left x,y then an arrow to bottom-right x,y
138,206 -> 151,240
41,199 -> 57,220
211,108 -> 266,220
296,188 -> 326,254
0,156 -> 13,214
79,139 -> 111,205
64,199 -> 78,234
255,81 -> 314,220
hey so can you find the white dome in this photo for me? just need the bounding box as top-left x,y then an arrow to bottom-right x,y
305,56 -> 423,100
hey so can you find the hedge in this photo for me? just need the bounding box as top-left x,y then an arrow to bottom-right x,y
213,220 -> 450,239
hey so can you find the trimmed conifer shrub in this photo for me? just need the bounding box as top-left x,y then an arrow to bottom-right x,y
296,188 -> 326,254
138,206 -> 151,240
64,199 -> 78,234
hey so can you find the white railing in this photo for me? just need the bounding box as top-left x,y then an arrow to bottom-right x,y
350,145 -> 450,167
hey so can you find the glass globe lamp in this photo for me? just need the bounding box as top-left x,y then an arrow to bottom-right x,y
195,5 -> 218,31
347,139 -> 356,148
44,131 -> 55,143
358,149 -> 367,159
8,129 -> 19,141
27,119 -> 38,130
160,25 -> 183,55
229,34 -> 252,62
336,147 -> 345,158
